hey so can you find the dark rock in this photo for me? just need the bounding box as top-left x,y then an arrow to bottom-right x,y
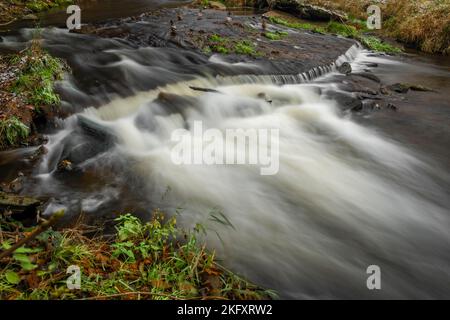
337,62 -> 352,75
408,84 -> 435,92
387,103 -> 398,111
77,115 -> 117,145
352,72 -> 381,83
380,87 -> 390,95
388,83 -> 410,93
361,62 -> 378,68
323,91 -> 362,111
0,191 -> 47,224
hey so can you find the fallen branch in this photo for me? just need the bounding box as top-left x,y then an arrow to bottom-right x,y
0,210 -> 64,260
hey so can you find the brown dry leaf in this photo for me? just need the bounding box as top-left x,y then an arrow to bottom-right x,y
25,271 -> 40,289
151,279 -> 170,289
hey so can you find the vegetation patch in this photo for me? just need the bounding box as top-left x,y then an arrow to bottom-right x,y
326,21 -> 358,38
234,40 -> 258,56
0,211 -> 274,300
360,36 -> 402,54
12,39 -> 67,107
268,15 -> 403,53
203,34 -> 261,57
268,16 -> 326,34
0,117 -> 30,147
264,31 -> 288,40
298,0 -> 450,54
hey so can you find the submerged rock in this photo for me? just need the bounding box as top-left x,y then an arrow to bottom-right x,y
337,62 -> 352,75
388,83 -> 410,93
0,191 -> 47,224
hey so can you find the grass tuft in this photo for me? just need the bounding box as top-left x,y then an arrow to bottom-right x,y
264,31 -> 288,40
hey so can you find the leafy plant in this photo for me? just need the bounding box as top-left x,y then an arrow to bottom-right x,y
0,117 -> 30,146
12,39 -> 66,107
234,40 -> 258,56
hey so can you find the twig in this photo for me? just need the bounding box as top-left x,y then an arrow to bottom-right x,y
0,211 -> 64,260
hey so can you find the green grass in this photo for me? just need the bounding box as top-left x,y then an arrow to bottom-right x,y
360,36 -> 403,53
268,16 -> 326,34
234,40 -> 258,56
326,21 -> 358,38
268,16 -> 403,54
264,31 -> 288,40
12,40 -> 66,107
207,34 -> 230,54
0,211 -> 273,300
205,35 -> 261,57
24,0 -> 73,12
0,117 -> 30,147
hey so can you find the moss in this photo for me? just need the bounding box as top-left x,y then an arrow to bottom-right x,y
360,36 -> 403,54
234,40 -> 258,56
264,31 -> 288,40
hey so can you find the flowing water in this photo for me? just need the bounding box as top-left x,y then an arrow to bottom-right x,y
1,22 -> 450,299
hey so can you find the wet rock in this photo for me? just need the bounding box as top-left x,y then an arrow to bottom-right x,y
57,159 -> 73,172
408,84 -> 435,92
77,115 -> 117,145
361,62 -> 378,68
324,91 -> 362,111
352,72 -> 381,83
380,86 -> 389,95
387,103 -> 398,111
337,62 -> 352,75
0,191 -> 46,224
388,83 -> 410,93
388,83 -> 434,94
274,1 -> 348,22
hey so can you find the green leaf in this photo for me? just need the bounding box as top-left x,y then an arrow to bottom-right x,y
15,246 -> 43,254
13,253 -> 31,263
21,261 -> 38,271
1,241 -> 12,250
5,271 -> 21,284
13,253 -> 38,271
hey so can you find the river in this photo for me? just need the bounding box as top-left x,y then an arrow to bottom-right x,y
0,4 -> 449,299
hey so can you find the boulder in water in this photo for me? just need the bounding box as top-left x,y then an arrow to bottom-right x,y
337,62 -> 352,75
